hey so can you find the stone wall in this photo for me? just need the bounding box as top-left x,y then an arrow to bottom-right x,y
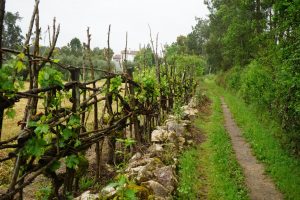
75,98 -> 199,200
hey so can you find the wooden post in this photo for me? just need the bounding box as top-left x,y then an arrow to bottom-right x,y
64,68 -> 80,196
0,0 -> 5,141
148,25 -> 161,124
106,25 -> 116,165
85,27 -> 101,180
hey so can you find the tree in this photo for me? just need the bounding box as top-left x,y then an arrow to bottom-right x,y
187,18 -> 209,55
200,0 -> 300,151
3,11 -> 23,49
176,35 -> 188,54
134,44 -> 155,67
68,37 -> 82,56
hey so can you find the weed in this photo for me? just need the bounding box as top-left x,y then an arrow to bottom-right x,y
79,176 -> 94,192
35,186 -> 52,200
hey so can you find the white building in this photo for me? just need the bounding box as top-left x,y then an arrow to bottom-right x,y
121,49 -> 138,62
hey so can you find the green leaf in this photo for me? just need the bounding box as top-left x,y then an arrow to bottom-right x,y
49,160 -> 61,172
59,139 -> 66,148
74,139 -> 81,147
110,76 -> 122,92
53,59 -> 60,63
16,61 -> 24,72
62,128 -> 74,140
118,175 -> 127,185
28,121 -> 38,127
23,138 -> 46,158
34,124 -> 49,137
65,154 -> 79,169
124,189 -> 137,200
107,182 -> 119,188
38,67 -> 63,88
43,72 -> 50,80
5,108 -> 16,119
68,115 -> 80,128
17,52 -> 25,60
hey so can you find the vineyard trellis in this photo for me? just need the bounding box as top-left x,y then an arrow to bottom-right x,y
0,1 -> 199,199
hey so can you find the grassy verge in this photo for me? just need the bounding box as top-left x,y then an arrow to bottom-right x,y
176,147 -> 203,199
206,77 -> 300,199
176,81 -> 249,200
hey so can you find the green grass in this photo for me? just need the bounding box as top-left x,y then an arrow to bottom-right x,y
197,92 -> 248,200
176,147 -> 202,199
177,79 -> 249,200
206,77 -> 300,200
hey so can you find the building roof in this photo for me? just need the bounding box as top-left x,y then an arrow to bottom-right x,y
121,49 -> 138,55
113,54 -> 122,60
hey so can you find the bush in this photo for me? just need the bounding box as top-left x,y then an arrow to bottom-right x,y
216,66 -> 242,91
239,60 -> 275,108
220,59 -> 300,154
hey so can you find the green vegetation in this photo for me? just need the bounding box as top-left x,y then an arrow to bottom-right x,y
35,185 -> 52,200
187,0 -> 300,152
177,147 -> 202,199
106,175 -> 138,200
177,79 -> 249,200
3,11 -> 23,49
198,89 -> 248,200
216,59 -> 300,153
208,79 -> 300,200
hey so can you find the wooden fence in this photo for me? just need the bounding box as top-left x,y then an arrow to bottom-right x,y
0,1 -> 197,199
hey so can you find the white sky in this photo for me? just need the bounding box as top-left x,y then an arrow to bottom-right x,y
6,0 -> 209,53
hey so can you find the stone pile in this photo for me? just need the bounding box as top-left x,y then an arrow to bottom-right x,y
75,98 -> 198,200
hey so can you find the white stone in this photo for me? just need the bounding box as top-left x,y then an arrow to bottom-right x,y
166,121 -> 184,136
141,180 -> 169,198
74,191 -> 99,200
188,97 -> 198,108
100,185 -> 116,198
129,152 -> 142,163
148,144 -> 164,153
151,129 -> 168,142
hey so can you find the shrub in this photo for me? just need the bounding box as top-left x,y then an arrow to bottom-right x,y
239,60 -> 275,109
222,66 -> 243,91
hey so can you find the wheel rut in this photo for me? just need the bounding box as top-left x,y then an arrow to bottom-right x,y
221,97 -> 283,200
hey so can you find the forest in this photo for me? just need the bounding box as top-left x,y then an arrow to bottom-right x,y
0,0 -> 299,200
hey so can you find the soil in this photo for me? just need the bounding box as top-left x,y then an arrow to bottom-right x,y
221,97 -> 283,200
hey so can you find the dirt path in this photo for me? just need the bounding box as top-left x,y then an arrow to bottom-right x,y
220,97 -> 283,200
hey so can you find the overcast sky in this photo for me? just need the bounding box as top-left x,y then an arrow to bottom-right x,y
6,0 -> 209,53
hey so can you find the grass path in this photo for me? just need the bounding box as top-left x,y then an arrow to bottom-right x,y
177,81 -> 249,199
221,97 -> 282,200
177,77 -> 300,199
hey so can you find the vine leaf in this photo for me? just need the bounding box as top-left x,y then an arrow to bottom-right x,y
5,108 -> 16,119
49,160 -> 61,172
74,139 -> 81,147
68,115 -> 80,128
34,124 -> 50,138
62,128 -> 74,140
65,154 -> 79,169
24,138 -> 47,158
